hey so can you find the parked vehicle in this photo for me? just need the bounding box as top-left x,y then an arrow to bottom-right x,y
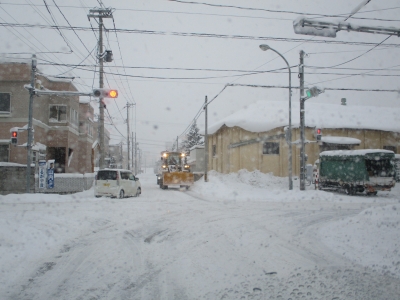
158,151 -> 194,189
94,169 -> 141,198
317,149 -> 396,195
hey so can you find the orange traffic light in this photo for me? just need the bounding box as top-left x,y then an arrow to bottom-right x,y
109,90 -> 118,98
92,88 -> 118,98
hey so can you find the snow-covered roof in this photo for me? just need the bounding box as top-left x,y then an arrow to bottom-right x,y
0,162 -> 27,167
190,145 -> 204,150
207,101 -> 400,135
321,136 -> 361,145
320,149 -> 394,157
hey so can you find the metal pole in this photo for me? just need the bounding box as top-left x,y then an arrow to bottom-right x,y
259,45 -> 292,190
204,95 -> 208,182
132,132 -> 134,170
176,136 -> 179,151
26,54 -> 36,193
126,103 -> 130,170
98,16 -> 105,169
299,50 -> 306,190
135,134 -> 137,175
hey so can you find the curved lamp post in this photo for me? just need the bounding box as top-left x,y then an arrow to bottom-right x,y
259,44 -> 293,190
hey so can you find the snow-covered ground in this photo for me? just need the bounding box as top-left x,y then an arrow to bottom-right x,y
1,169 -> 399,299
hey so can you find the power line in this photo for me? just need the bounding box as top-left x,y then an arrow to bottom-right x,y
319,35 -> 393,69
1,2 -> 399,21
42,0 -> 73,52
168,0 -> 400,22
2,22 -> 400,48
227,83 -> 400,93
111,16 -> 136,105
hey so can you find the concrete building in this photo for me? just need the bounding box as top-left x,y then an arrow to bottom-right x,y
0,62 -> 109,173
206,101 -> 400,177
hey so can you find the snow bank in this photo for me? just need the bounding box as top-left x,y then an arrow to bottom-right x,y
320,204 -> 400,278
191,169 -> 400,279
190,169 -> 394,203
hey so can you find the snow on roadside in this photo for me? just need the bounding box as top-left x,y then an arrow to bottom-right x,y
190,169 -> 395,203
190,169 -> 400,278
320,204 -> 400,278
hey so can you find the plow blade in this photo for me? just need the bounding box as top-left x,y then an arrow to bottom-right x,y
163,172 -> 194,186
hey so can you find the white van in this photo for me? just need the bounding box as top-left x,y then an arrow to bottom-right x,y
94,169 -> 141,198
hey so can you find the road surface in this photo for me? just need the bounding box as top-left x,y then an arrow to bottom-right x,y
2,172 -> 400,299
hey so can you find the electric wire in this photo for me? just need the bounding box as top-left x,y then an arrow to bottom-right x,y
168,0 -> 400,22
2,2 -> 399,21
42,0 -> 73,52
51,0 -> 97,61
111,16 -> 136,105
2,22 -> 400,48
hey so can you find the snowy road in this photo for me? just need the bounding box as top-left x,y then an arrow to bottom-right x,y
1,171 -> 400,299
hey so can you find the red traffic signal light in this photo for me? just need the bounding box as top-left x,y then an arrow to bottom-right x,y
314,128 -> 322,142
11,131 -> 18,145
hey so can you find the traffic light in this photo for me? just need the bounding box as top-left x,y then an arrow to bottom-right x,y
306,86 -> 324,99
92,88 -> 118,98
315,128 -> 322,142
11,131 -> 18,145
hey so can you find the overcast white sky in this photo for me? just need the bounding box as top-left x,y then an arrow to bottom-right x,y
1,0 -> 399,164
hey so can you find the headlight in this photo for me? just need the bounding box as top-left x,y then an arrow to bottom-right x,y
184,165 -> 189,168
162,165 -> 167,168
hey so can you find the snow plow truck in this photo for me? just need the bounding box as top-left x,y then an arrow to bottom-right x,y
158,151 -> 194,189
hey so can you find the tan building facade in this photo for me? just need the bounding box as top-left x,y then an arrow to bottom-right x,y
206,101 -> 400,177
0,62 -> 109,173
208,125 -> 400,177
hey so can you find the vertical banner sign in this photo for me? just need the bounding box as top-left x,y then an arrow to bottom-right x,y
38,160 -> 47,189
47,164 -> 55,189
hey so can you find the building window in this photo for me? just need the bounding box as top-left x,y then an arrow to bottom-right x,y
86,121 -> 93,137
0,93 -> 11,114
0,144 -> 9,162
383,145 -> 396,154
212,145 -> 216,157
49,105 -> 67,123
70,108 -> 79,126
263,142 -> 279,155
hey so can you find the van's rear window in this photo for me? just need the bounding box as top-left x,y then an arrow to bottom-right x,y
97,171 -> 117,180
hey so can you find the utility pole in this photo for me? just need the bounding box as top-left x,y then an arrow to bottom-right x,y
132,132 -> 135,170
26,54 -> 37,193
134,133 -> 138,175
299,50 -> 306,191
88,8 -> 113,169
126,103 -> 133,170
204,95 -> 208,182
176,136 -> 179,151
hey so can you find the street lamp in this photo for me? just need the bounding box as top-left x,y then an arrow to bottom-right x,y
259,44 -> 293,190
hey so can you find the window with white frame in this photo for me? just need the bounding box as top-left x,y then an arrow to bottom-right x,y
70,108 -> 79,126
49,105 -> 67,122
0,93 -> 11,114
86,122 -> 93,137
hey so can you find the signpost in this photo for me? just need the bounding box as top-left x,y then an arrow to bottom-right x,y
38,160 -> 46,189
47,161 -> 55,189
